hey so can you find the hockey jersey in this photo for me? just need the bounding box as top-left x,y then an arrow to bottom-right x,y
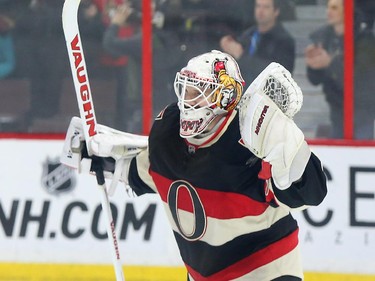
128,104 -> 327,281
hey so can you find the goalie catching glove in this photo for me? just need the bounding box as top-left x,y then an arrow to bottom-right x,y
60,117 -> 148,192
238,63 -> 310,190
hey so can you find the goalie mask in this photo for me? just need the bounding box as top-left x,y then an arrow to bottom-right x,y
174,50 -> 245,138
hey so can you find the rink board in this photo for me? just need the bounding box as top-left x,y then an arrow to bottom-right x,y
0,264 -> 375,281
1,138 -> 375,280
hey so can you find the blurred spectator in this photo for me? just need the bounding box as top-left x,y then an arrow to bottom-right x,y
353,5 -> 375,139
94,0 -> 140,131
163,0 -> 256,65
0,15 -> 15,79
220,0 -> 295,85
93,0 -> 137,69
14,0 -> 67,130
103,1 -> 183,132
205,0 -> 256,50
164,0 -> 211,63
295,0 -> 317,5
78,0 -> 106,78
304,0 -> 344,138
356,0 -> 375,30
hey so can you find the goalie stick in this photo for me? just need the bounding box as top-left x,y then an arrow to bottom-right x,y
62,1 -> 125,280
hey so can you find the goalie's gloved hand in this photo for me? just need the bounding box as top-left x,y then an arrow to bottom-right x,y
60,116 -> 148,186
238,63 -> 310,190
80,141 -> 116,175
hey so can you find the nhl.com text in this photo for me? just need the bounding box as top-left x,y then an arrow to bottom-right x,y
1,165 -> 375,246
0,200 -> 157,241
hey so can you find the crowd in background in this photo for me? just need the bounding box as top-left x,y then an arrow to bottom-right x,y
0,0 -> 374,139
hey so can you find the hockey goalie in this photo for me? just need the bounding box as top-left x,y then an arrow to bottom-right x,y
61,50 -> 327,281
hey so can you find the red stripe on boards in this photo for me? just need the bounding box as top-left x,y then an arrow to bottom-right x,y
0,133 -> 65,140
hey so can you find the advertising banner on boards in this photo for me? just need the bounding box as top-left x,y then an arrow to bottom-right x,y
0,139 -> 182,266
294,145 -> 375,275
0,139 -> 375,274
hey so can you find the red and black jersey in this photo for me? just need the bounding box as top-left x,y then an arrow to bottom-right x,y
128,103 -> 327,281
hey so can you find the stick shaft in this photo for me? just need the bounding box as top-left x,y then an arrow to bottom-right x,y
62,1 -> 125,280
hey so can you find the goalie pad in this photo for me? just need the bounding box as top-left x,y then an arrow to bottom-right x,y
60,117 -> 148,192
238,63 -> 310,190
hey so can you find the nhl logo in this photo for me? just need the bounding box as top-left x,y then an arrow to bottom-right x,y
41,157 -> 76,195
